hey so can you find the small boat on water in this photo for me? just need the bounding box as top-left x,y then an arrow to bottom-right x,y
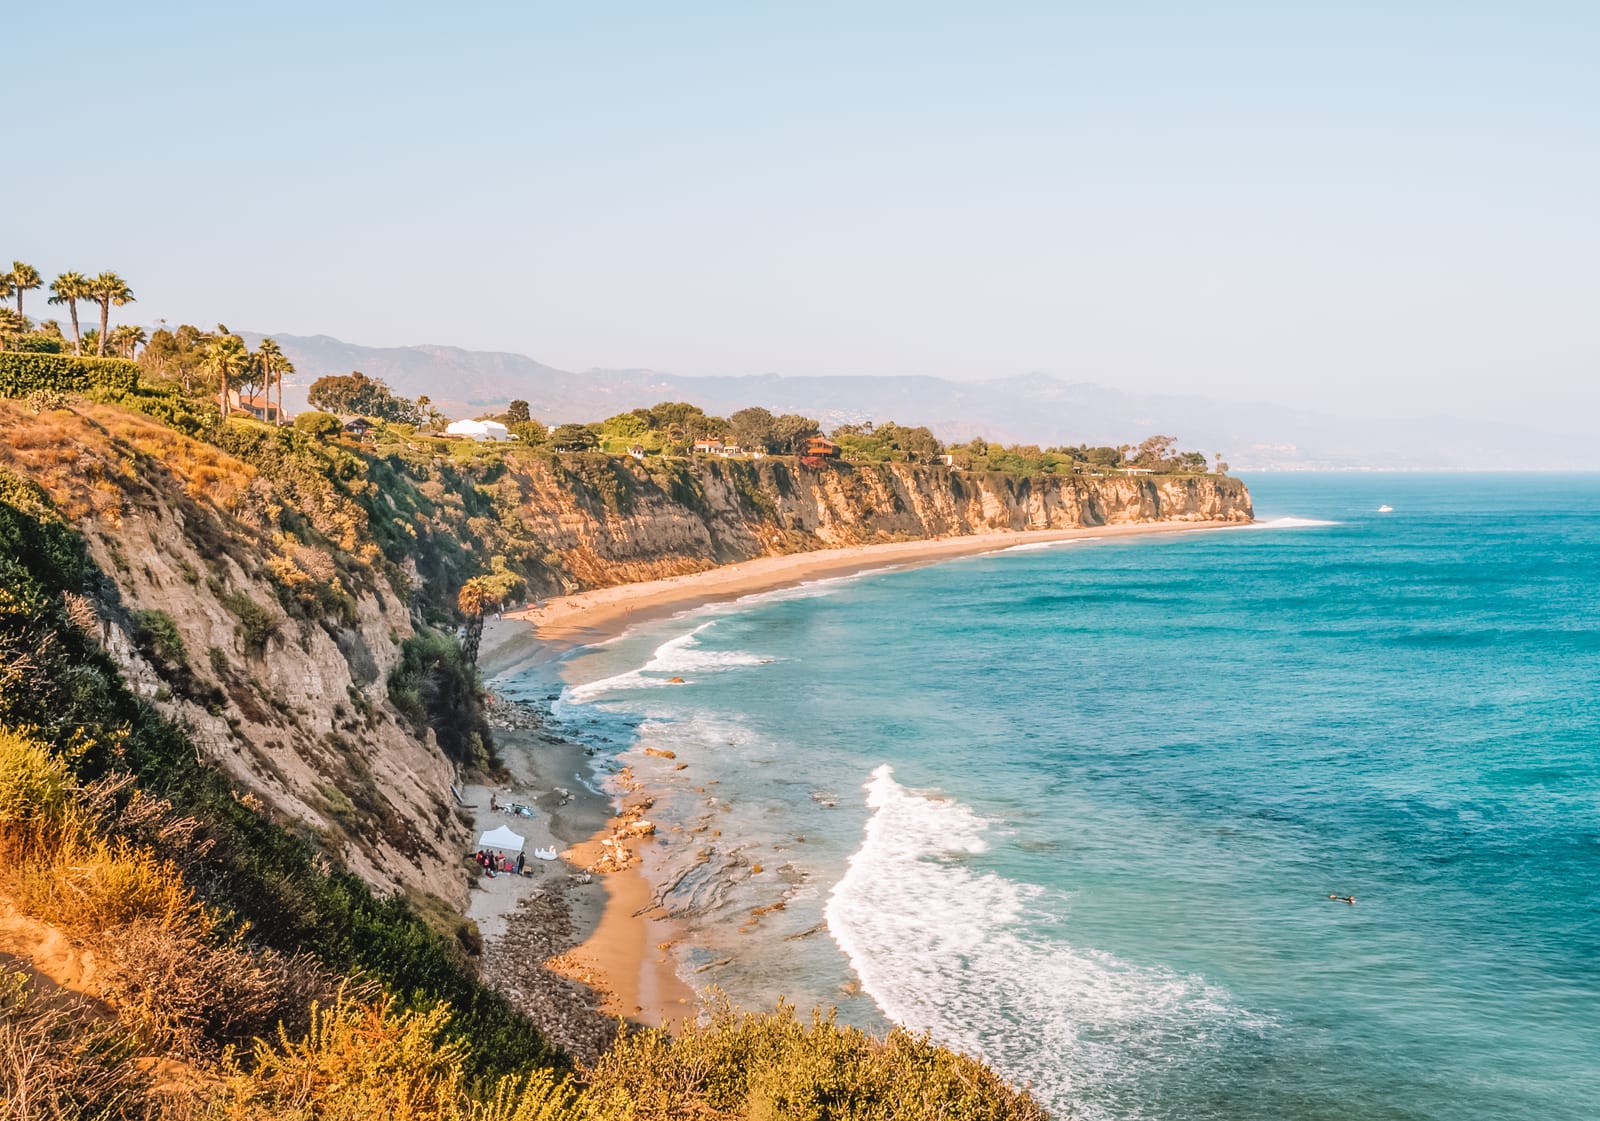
1378,505 -> 1394,513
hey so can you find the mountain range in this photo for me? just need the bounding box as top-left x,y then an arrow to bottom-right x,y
238,332 -> 1593,471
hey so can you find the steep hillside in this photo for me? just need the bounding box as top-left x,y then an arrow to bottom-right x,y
0,392 -> 1249,910
0,400 -> 472,905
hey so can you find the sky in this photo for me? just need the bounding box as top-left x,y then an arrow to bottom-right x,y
10,1 -> 1598,425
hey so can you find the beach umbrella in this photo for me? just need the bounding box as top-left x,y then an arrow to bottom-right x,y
474,825 -> 526,854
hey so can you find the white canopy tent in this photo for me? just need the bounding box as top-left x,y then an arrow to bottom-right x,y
475,825 -> 526,854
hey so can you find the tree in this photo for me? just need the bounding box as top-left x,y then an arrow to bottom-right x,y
505,399 -> 530,425
47,272 -> 92,354
771,413 -> 822,454
108,323 -> 147,358
1133,435 -> 1177,467
8,262 -> 41,320
86,272 -> 134,356
255,338 -> 293,421
202,333 -> 250,416
729,407 -> 779,453
0,308 -> 23,349
306,371 -> 420,423
457,568 -> 524,667
548,423 -> 598,452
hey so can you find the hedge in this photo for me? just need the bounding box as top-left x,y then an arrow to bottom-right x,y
0,351 -> 140,396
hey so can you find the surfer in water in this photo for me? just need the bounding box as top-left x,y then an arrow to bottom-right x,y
1327,894 -> 1356,904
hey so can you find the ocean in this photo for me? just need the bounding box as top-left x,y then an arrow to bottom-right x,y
510,474 -> 1600,1121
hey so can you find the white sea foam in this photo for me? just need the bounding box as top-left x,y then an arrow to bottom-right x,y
1250,515 -> 1340,529
995,539 -> 1081,554
562,622 -> 770,703
825,766 -> 1256,1120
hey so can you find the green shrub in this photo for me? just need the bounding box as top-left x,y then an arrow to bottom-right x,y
220,590 -> 279,657
295,410 -> 343,438
0,352 -> 139,397
0,729 -> 73,835
388,628 -> 496,769
131,608 -> 188,672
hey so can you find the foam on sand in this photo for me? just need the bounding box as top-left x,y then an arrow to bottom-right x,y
825,765 -> 1258,1120
562,622 -> 770,703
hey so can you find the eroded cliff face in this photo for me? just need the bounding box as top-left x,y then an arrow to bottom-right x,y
0,397 -> 1250,907
491,457 -> 1253,590
0,402 -> 469,906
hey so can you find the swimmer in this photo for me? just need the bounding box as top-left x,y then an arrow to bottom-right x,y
1327,894 -> 1356,904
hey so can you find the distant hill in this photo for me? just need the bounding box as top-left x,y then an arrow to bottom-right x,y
240,332 -> 1596,471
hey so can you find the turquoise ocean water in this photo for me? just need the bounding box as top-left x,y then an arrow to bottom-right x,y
508,475 -> 1600,1121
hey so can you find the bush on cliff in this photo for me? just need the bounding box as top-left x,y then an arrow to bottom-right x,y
0,351 -> 139,396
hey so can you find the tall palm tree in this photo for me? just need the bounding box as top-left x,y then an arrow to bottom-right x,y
255,337 -> 293,423
8,262 -> 41,320
109,324 -> 148,359
202,334 -> 249,418
47,272 -> 93,354
87,272 -> 134,356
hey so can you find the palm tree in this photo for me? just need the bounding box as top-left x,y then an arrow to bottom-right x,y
255,337 -> 293,423
202,334 -> 249,418
47,272 -> 93,354
109,323 -> 148,359
87,272 -> 134,356
0,308 -> 23,349
8,262 -> 41,320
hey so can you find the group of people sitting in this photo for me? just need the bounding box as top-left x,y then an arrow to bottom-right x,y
475,848 -> 524,877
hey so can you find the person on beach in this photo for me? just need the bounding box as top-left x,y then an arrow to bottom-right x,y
515,851 -> 525,875
489,792 -> 498,812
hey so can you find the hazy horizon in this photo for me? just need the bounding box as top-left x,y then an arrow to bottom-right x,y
13,2 -> 1598,431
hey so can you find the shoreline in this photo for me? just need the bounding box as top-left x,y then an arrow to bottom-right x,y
494,519 -> 1247,654
471,518 -> 1248,1034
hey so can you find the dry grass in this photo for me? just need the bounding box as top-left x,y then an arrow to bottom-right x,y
0,400 -> 257,523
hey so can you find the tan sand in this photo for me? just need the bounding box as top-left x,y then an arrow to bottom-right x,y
504,520 -> 1244,649
473,518 -> 1246,1032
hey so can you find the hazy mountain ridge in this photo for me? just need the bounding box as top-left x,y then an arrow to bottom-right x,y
241,332 -> 1597,470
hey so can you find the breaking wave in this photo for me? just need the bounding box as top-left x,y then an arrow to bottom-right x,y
825,765 -> 1260,1120
562,623 -> 769,702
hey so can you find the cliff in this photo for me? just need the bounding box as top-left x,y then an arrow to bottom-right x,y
0,396 -> 1251,906
495,456 -> 1252,589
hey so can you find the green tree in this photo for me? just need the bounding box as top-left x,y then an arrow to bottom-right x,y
306,371 -> 420,423
548,423 -> 598,451
86,271 -> 134,356
47,271 -> 92,355
202,333 -> 250,416
107,323 -> 147,358
255,337 -> 293,423
505,399 -> 530,425
771,412 -> 822,454
7,261 -> 42,320
729,406 -> 779,452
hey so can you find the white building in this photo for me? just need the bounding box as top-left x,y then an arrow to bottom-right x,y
445,419 -> 512,442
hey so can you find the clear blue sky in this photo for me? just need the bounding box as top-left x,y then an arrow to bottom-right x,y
11,1 -> 1598,423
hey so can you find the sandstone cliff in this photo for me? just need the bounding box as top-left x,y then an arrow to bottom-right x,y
487,456 -> 1253,590
0,397 -> 1250,905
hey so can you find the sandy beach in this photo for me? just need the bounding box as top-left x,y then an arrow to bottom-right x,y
501,520 -> 1246,652
471,518 -> 1244,1034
